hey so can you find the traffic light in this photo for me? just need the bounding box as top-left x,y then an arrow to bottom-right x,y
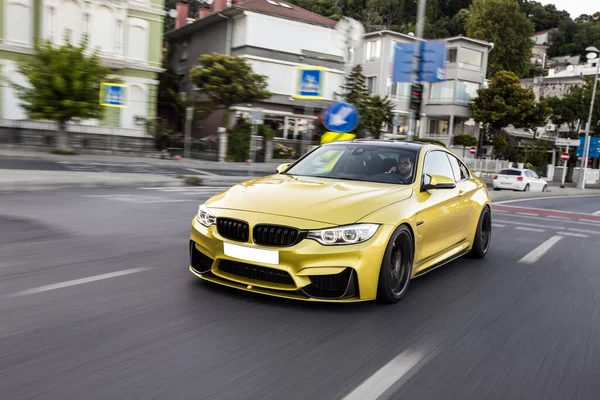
410,83 -> 423,113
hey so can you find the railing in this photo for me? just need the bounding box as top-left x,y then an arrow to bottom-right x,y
0,119 -> 155,153
464,158 -> 511,177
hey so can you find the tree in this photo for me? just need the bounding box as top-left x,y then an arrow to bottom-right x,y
157,48 -> 188,132
466,0 -> 535,77
547,91 -> 586,137
338,64 -> 371,136
453,134 -> 478,156
11,32 -> 114,150
367,95 -> 394,138
471,70 -> 551,133
189,53 -> 272,129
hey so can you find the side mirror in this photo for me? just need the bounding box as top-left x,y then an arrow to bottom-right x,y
276,163 -> 291,174
422,174 -> 456,191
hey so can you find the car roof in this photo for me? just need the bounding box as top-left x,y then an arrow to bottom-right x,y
321,139 -> 434,151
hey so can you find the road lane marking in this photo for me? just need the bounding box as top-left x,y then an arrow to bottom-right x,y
593,210 -> 600,215
496,213 -> 600,227
518,212 -> 538,216
515,226 -> 545,232
548,215 -> 570,220
519,236 -> 563,264
494,195 -> 600,204
341,349 -> 425,400
494,220 -> 563,230
492,223 -> 506,227
557,231 -> 588,238
580,219 -> 600,223
7,267 -> 151,297
568,228 -> 600,235
186,168 -> 218,176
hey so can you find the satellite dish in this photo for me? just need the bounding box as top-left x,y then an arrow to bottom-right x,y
586,52 -> 599,60
332,17 -> 365,50
204,0 -> 214,5
168,9 -> 178,19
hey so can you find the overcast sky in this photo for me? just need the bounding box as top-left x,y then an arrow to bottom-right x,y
539,0 -> 596,19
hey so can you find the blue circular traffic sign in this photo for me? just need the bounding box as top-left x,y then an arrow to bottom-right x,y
321,101 -> 359,133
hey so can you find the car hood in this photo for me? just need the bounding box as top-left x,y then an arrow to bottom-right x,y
205,174 -> 413,225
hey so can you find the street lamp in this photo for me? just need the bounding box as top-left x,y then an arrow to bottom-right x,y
578,46 -> 600,189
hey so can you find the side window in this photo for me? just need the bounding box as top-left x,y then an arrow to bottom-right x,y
458,160 -> 470,180
447,154 -> 462,182
423,151 -> 455,181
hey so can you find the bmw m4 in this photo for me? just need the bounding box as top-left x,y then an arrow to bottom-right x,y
189,140 -> 492,303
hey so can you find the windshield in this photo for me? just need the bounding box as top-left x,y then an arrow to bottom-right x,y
285,143 -> 420,184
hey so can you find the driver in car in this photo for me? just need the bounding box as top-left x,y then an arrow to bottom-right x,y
386,155 -> 413,182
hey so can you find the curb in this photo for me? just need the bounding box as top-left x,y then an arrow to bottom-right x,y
0,179 -> 185,193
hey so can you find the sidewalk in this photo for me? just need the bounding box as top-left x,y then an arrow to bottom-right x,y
0,170 -> 184,192
0,148 -> 283,173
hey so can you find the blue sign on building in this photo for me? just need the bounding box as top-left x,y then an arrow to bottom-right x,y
100,83 -> 127,108
321,101 -> 359,133
392,41 -> 447,83
294,67 -> 325,100
576,136 -> 600,158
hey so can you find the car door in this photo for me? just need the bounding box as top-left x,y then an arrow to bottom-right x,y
528,170 -> 545,191
414,150 -> 465,267
447,153 -> 478,229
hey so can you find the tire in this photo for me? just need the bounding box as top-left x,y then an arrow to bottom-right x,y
523,184 -> 530,192
377,225 -> 414,304
468,206 -> 492,259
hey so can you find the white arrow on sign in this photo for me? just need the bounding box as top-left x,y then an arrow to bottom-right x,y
330,106 -> 353,126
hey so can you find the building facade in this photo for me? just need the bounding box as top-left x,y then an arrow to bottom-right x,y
165,0 -> 346,139
0,0 -> 165,133
355,30 -> 492,149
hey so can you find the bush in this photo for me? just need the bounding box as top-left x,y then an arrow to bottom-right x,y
227,119 -> 252,162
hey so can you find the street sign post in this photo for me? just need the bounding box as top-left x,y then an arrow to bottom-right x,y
321,101 -> 359,133
293,67 -> 326,100
184,106 -> 193,159
560,152 -> 570,162
470,146 -> 477,155
555,138 -> 580,147
576,136 -> 600,158
249,108 -> 264,163
560,149 -> 570,188
99,83 -> 128,108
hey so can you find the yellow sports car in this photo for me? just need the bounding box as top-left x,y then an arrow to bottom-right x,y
189,140 -> 492,303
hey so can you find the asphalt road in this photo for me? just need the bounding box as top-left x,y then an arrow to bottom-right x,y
2,189 -> 600,399
0,157 -> 267,177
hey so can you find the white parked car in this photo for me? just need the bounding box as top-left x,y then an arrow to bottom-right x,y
493,168 -> 548,192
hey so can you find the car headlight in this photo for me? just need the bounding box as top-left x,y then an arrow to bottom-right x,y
306,223 -> 379,245
196,204 -> 216,227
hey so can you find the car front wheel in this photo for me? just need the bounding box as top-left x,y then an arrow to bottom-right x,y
377,225 -> 414,304
468,206 -> 492,259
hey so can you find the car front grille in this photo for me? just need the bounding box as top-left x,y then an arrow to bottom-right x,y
219,259 -> 295,286
253,224 -> 302,247
216,218 -> 249,242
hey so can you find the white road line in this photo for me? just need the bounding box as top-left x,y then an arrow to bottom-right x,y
494,220 -> 562,230
7,267 -> 151,297
494,194 -> 600,204
557,231 -> 588,238
341,349 -> 425,400
593,210 -> 600,215
493,210 -> 508,213
518,212 -> 539,216
186,168 -> 218,176
496,213 -> 600,227
568,228 -> 600,235
580,219 -> 600,223
548,215 -> 570,220
492,223 -> 506,227
515,226 -> 545,232
519,235 -> 563,264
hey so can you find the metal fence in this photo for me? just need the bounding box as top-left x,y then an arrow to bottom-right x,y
0,119 -> 155,154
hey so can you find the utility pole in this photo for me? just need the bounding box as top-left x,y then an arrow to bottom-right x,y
407,0 -> 427,141
578,48 -> 600,189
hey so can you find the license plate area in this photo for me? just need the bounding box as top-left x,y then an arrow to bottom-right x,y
223,242 -> 279,265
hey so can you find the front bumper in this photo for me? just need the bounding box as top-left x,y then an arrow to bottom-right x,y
189,217 -> 393,302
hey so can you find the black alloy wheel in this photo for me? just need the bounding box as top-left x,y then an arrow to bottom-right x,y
377,225 -> 414,304
468,206 -> 492,259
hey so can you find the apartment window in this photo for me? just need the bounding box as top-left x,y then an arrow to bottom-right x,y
391,40 -> 400,60
456,81 -> 480,102
365,40 -> 382,62
181,41 -> 189,61
387,76 -> 410,99
366,76 -> 377,94
429,81 -> 455,102
447,48 -> 457,64
459,48 -> 483,69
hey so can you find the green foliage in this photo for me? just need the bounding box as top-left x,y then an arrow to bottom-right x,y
453,134 -> 478,148
227,118 -> 252,162
466,0 -> 535,77
146,119 -> 181,152
367,95 -> 394,139
471,70 -> 551,132
12,32 -> 113,124
157,48 -> 188,129
189,53 -> 272,128
492,134 -> 508,158
547,77 -> 600,136
548,17 -> 600,59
